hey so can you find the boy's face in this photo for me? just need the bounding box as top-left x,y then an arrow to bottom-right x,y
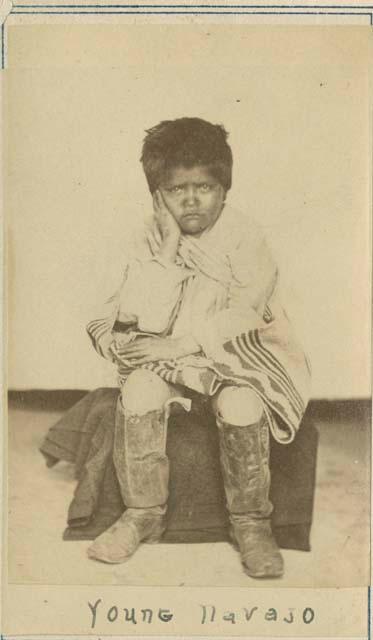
159,165 -> 225,236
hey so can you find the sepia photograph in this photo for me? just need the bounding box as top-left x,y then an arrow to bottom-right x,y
2,12 -> 371,636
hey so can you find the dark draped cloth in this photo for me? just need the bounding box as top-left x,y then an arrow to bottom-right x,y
40,387 -> 318,550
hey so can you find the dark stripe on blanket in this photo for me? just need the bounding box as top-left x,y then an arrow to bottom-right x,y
254,330 -> 305,412
236,333 -> 302,419
243,332 -> 303,416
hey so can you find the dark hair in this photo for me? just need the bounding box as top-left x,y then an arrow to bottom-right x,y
140,117 -> 233,193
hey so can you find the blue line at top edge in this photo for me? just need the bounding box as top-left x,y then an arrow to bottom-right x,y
9,9 -> 373,14
11,3 -> 373,7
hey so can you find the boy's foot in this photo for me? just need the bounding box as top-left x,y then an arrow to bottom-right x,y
230,518 -> 284,579
87,507 -> 166,564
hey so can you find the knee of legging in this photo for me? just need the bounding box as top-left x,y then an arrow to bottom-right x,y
213,386 -> 264,426
120,369 -> 173,414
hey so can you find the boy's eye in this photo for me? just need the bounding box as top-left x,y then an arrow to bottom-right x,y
165,183 -> 213,194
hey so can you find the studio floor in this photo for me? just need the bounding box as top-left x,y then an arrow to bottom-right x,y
6,393 -> 371,588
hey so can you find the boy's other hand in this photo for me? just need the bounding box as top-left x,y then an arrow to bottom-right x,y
153,190 -> 181,242
114,335 -> 200,365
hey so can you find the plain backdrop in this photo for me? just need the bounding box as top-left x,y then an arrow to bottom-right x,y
4,25 -> 371,397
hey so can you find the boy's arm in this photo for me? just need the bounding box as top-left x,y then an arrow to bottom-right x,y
116,202 -> 191,334
113,332 -> 201,364
86,257 -> 191,359
86,269 -> 128,360
117,256 -> 191,334
86,232 -> 191,360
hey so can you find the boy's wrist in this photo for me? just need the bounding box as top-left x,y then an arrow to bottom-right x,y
158,234 -> 180,263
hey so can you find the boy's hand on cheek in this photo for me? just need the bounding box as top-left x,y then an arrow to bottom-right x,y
114,335 -> 200,364
153,190 -> 180,256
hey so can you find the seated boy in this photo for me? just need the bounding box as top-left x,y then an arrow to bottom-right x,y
86,117 -> 311,578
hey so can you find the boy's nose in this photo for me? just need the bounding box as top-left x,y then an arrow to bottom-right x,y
184,186 -> 198,206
